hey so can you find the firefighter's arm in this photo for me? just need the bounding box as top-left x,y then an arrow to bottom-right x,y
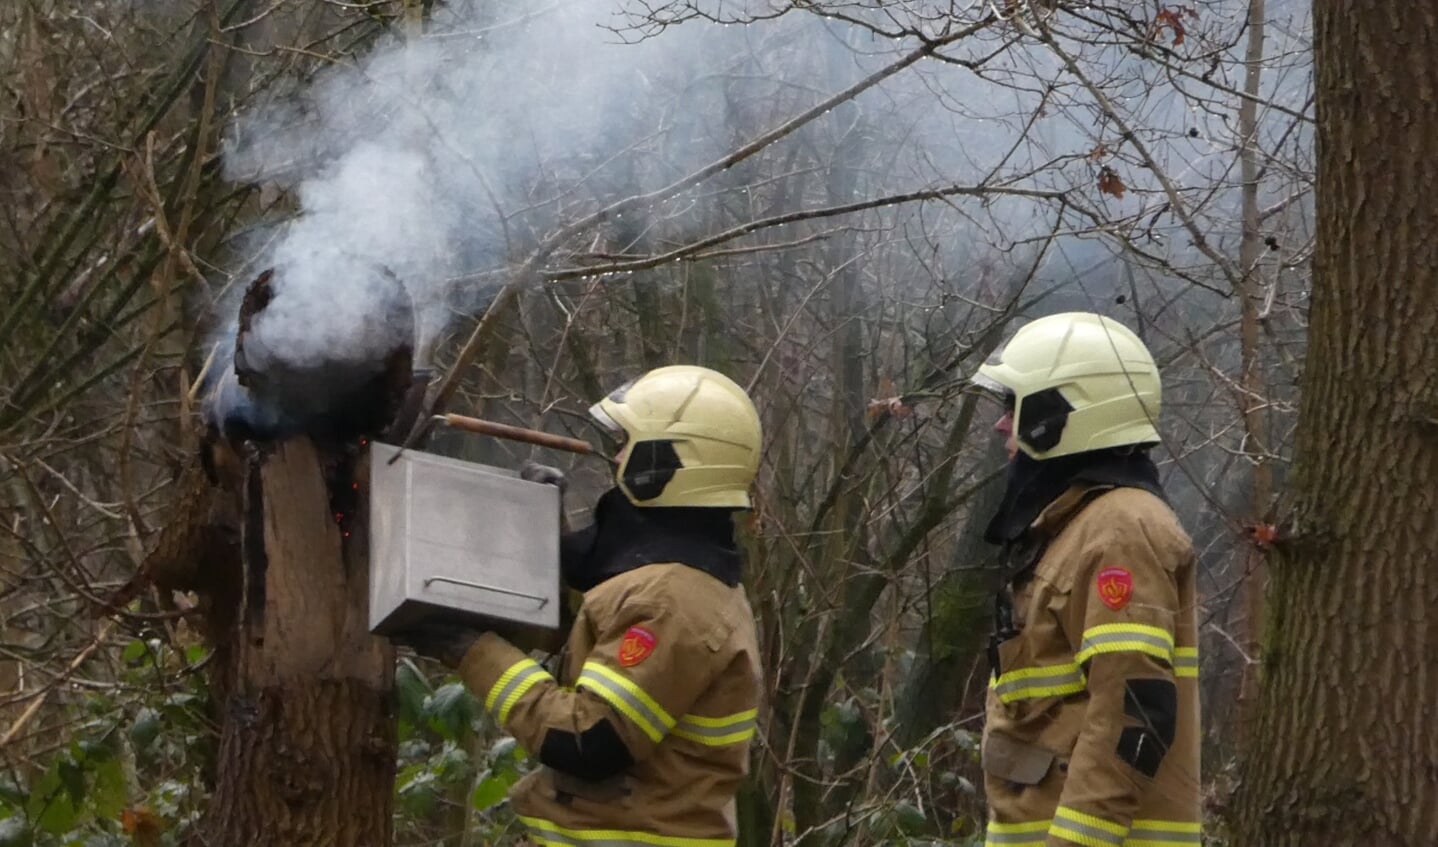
1047,532 -> 1181,847
456,602 -> 713,782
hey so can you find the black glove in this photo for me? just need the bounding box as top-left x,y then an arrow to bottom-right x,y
390,621 -> 484,668
519,460 -> 567,494
521,459 -> 573,533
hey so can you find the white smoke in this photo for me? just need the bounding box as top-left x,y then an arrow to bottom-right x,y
219,2 -> 754,373
213,0 -> 1309,387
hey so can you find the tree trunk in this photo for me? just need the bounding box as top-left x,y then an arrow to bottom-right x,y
1230,3 -> 1438,844
194,439 -> 396,847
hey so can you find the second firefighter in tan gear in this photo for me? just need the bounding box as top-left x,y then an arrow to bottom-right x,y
402,365 -> 764,847
975,313 -> 1202,847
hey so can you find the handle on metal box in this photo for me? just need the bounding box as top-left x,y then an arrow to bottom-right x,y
422,575 -> 550,608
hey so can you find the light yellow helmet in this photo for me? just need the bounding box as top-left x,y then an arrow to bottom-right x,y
975,312 -> 1161,459
588,365 -> 762,508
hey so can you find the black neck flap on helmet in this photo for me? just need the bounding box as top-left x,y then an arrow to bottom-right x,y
983,447 -> 1167,546
559,487 -> 743,591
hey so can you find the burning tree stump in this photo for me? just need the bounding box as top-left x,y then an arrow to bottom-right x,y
162,267 -> 426,846
195,439 -> 395,847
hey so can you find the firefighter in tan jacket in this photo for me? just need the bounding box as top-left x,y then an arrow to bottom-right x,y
398,365 -> 763,847
972,313 -> 1201,847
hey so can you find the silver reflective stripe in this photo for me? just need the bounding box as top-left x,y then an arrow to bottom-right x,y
1051,819 -> 1124,847
983,821 -> 1048,846
577,665 -> 673,742
672,710 -> 757,745
1173,647 -> 1199,678
991,664 -> 1086,703
1076,627 -> 1174,664
489,663 -> 547,722
1051,807 -> 1126,847
988,816 -> 1199,847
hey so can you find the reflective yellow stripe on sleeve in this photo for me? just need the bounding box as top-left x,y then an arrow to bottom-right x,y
577,661 -> 676,743
1050,806 -> 1128,847
519,815 -> 735,846
984,819 -> 1049,846
989,817 -> 1199,847
671,709 -> 757,746
1173,646 -> 1199,678
989,661 -> 1087,703
1126,819 -> 1202,846
1074,623 -> 1175,666
483,658 -> 551,725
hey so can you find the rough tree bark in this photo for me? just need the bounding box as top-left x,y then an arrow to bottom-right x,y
193,440 -> 396,847
1229,3 -> 1438,845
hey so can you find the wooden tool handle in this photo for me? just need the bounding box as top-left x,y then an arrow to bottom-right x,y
435,414 -> 594,455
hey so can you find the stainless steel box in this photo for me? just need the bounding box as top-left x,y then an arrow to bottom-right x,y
368,441 -> 561,636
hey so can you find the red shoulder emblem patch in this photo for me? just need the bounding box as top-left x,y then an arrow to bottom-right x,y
1096,566 -> 1134,611
618,626 -> 658,667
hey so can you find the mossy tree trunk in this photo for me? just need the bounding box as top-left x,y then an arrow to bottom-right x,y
1230,3 -> 1438,844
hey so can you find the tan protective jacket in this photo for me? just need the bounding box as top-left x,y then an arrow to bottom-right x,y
982,485 -> 1202,847
458,562 -> 761,847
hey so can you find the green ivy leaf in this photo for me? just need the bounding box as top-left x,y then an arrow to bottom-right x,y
56,762 -> 85,808
27,761 -> 79,834
87,759 -> 125,820
893,802 -> 929,836
121,641 -> 147,665
487,737 -> 518,764
395,659 -> 432,728
395,766 -> 438,817
435,742 -> 474,786
74,736 -> 117,762
129,708 -> 161,752
394,763 -> 427,792
470,773 -> 512,812
424,683 -> 476,741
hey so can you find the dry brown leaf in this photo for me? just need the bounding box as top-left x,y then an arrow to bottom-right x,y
1250,523 -> 1280,549
1097,166 -> 1127,199
1153,7 -> 1188,45
122,807 -> 165,847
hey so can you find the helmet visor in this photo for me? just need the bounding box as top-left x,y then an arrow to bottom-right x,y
588,401 -> 623,434
971,370 -> 1015,410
